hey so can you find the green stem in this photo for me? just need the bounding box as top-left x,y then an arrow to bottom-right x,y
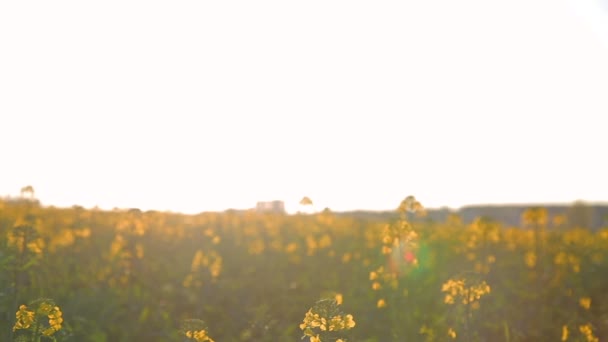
465,288 -> 472,342
32,318 -> 40,342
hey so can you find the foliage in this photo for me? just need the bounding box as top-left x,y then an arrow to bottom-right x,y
1,197 -> 607,341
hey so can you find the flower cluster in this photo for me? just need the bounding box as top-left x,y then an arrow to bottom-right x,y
521,207 -> 548,227
381,221 -> 419,257
300,310 -> 355,332
300,299 -> 356,342
181,319 -> 215,342
183,249 -> 223,288
13,305 -> 35,331
442,278 -> 491,306
579,297 -> 591,310
579,324 -> 598,342
185,329 -> 215,342
8,224 -> 45,255
41,303 -> 64,336
13,299 -> 64,337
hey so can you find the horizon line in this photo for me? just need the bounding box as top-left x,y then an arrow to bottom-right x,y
2,195 -> 607,215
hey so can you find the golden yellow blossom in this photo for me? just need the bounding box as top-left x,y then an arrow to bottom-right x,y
525,251 -> 536,268
182,320 -> 215,342
14,301 -> 63,336
185,329 -> 214,342
579,324 -> 598,342
300,299 -> 355,341
579,297 -> 591,310
335,293 -> 343,305
13,305 -> 35,331
442,278 -> 490,305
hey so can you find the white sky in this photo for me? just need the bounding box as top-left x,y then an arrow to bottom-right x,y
1,0 -> 607,214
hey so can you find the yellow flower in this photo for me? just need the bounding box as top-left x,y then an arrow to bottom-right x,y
525,251 -> 536,268
579,324 -> 598,342
561,325 -> 568,341
185,329 -> 214,342
181,319 -> 214,341
46,306 -> 64,334
579,297 -> 591,310
382,235 -> 393,244
13,302 -> 63,336
300,299 -> 355,341
441,278 -> 490,306
377,299 -> 386,308
344,314 -> 355,328
42,327 -> 56,336
13,305 -> 35,331
320,317 -> 327,331
448,328 -> 457,339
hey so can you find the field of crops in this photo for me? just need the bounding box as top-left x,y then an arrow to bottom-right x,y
1,196 -> 607,341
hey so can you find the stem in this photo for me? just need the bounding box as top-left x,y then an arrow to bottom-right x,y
465,288 -> 472,342
14,229 -> 28,311
32,318 -> 40,342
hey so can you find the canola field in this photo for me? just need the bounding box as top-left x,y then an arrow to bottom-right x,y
1,196 -> 606,341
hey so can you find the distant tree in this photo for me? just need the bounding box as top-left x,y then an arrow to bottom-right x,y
298,196 -> 314,214
567,200 -> 593,229
300,196 -> 313,206
20,185 -> 35,199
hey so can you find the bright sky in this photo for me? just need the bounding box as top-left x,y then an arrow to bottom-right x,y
1,0 -> 607,214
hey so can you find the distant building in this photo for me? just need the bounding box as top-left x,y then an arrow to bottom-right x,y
255,200 -> 285,214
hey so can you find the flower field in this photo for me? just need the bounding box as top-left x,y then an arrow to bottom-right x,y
1,197 -> 607,341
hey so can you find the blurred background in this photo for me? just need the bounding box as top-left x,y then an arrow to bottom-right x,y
1,0 -> 607,213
